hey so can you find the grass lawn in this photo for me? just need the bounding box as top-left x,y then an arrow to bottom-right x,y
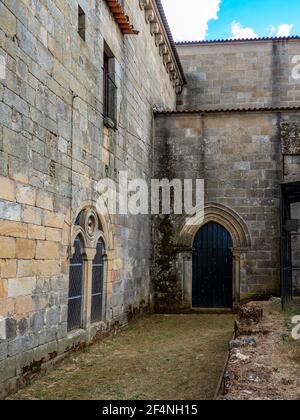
8,314 -> 234,400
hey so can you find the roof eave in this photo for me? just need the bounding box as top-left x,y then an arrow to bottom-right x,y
176,36 -> 300,46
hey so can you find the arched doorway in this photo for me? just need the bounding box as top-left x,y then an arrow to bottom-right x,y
192,222 -> 233,308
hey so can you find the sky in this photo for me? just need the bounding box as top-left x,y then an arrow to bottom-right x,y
161,0 -> 300,42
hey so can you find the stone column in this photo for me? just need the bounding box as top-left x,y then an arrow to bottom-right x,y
232,249 -> 241,309
182,252 -> 193,308
82,248 -> 96,333
102,252 -> 109,322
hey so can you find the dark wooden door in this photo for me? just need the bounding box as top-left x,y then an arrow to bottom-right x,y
192,222 -> 233,308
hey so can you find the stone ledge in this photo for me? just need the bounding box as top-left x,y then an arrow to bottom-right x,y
139,0 -> 185,93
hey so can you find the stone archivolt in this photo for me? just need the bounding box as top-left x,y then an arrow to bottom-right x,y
72,208 -> 106,252
139,0 -> 184,93
176,202 -> 251,251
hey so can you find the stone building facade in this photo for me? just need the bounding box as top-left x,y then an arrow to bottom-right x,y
153,38 -> 300,311
0,0 -> 184,396
176,38 -> 300,110
0,0 -> 300,397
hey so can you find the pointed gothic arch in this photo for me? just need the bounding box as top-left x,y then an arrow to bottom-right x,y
177,202 -> 251,251
176,203 -> 251,309
71,201 -> 113,251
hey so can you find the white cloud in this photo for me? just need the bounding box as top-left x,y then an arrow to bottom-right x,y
276,24 -> 294,37
231,21 -> 258,39
268,24 -> 294,37
267,25 -> 276,36
161,0 -> 222,41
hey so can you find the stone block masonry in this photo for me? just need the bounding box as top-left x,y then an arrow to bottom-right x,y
1,1 -> 300,399
177,39 -> 300,110
153,110 -> 300,312
152,38 -> 300,312
0,0 -> 178,397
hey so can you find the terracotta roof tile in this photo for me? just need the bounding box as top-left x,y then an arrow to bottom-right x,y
154,106 -> 300,115
175,36 -> 300,46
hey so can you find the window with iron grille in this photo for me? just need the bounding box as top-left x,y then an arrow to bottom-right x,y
78,5 -> 86,41
68,236 -> 84,331
91,239 -> 105,323
103,48 -> 117,127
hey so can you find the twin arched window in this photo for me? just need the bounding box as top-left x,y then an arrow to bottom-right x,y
67,209 -> 106,332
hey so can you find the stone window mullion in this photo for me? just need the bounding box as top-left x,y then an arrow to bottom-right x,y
82,248 -> 96,331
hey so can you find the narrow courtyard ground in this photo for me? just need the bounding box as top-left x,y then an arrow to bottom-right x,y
8,315 -> 234,400
222,300 -> 300,400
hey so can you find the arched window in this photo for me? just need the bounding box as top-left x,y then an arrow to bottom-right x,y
68,235 -> 84,331
91,239 -> 105,323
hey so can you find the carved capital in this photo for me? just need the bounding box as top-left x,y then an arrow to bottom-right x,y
85,248 -> 97,261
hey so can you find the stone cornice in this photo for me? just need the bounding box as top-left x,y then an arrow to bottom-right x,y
139,0 -> 185,93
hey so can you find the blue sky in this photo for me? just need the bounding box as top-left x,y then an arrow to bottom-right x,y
161,0 -> 300,42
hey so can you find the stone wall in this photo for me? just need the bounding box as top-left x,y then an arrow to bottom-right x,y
176,39 -> 300,110
153,110 -> 300,311
0,0 -> 177,396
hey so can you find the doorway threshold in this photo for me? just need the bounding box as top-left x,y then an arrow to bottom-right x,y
190,308 -> 233,315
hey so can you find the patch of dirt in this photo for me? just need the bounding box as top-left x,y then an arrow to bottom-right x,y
8,314 -> 234,400
221,300 -> 300,400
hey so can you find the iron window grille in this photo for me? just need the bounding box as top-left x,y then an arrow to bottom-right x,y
103,53 -> 117,127
91,239 -> 105,323
78,5 -> 86,41
68,236 -> 84,331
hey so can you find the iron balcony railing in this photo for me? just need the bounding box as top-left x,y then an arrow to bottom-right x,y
103,68 -> 117,127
